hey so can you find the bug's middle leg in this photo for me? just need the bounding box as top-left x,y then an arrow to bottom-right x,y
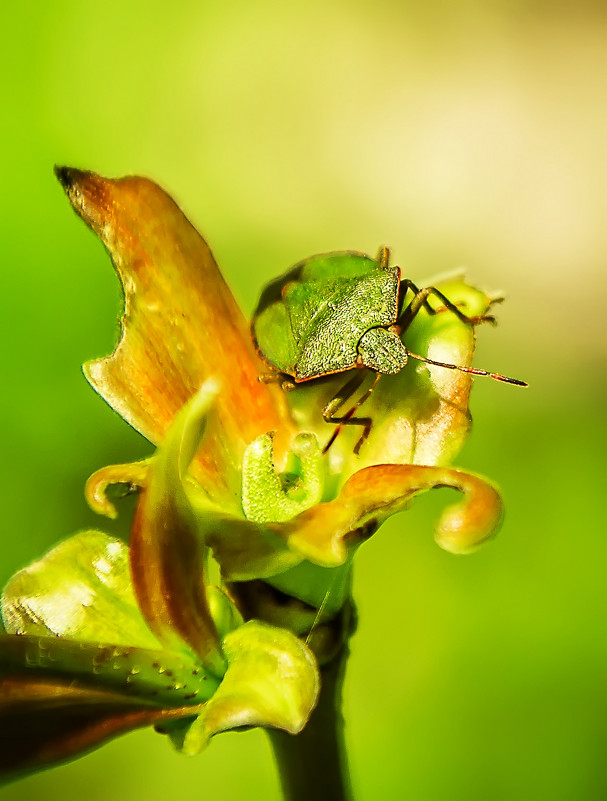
322,371 -> 382,455
397,280 -> 496,334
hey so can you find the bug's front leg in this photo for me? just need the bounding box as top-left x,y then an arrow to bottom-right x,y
322,372 -> 381,455
397,280 -> 497,334
258,371 -> 296,392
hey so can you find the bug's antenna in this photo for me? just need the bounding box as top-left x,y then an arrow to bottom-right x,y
407,351 -> 528,386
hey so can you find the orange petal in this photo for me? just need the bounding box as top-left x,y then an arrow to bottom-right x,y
56,167 -> 293,508
272,462 -> 504,565
211,463 -> 503,580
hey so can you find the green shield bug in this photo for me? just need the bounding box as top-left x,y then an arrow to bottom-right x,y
252,247 -> 527,453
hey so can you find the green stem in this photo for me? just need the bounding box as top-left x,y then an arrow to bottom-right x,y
268,645 -> 353,801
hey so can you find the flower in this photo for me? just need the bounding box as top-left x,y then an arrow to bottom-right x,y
0,168 -> 506,783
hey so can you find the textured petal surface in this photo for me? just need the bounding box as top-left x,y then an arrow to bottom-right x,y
0,635 -> 217,709
56,167 -> 293,510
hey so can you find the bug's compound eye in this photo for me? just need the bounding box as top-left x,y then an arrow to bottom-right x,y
357,328 -> 408,375
280,280 -> 298,301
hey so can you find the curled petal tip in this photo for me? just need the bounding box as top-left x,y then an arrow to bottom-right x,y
85,460 -> 151,519
435,477 -> 504,554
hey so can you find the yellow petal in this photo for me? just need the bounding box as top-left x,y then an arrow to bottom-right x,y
56,167 -> 293,509
85,460 -> 151,519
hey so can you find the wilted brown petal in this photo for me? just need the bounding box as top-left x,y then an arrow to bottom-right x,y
129,383 -> 226,676
56,167 -> 294,510
0,677 -> 192,783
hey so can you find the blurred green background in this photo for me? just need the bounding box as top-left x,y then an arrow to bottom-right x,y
1,1 -> 606,798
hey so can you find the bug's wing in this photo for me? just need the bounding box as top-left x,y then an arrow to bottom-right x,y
298,251 -> 378,282
285,268 -> 401,379
252,298 -> 300,375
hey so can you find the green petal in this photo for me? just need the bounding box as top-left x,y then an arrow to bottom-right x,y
242,431 -> 324,523
205,586 -> 245,642
171,621 -> 319,755
1,531 -> 160,650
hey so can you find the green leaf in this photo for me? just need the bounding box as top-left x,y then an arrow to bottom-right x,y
0,635 -> 218,708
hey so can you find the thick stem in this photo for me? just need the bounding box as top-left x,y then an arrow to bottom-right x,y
268,644 -> 353,801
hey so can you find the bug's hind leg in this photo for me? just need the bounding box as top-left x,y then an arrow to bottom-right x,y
322,372 -> 382,455
397,280 -> 497,334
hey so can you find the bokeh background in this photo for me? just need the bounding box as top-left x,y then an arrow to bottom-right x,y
1,1 -> 606,799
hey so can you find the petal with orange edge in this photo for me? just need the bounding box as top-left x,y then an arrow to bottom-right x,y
55,167 -> 293,509
214,460 -> 503,579
142,389 -> 502,583
262,462 -> 503,571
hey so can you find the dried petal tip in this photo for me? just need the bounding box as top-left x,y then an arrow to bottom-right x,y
54,166 -> 96,217
54,165 -> 73,188
54,164 -> 99,190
